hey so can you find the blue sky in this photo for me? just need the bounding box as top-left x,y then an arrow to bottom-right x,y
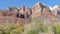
0,0 -> 60,9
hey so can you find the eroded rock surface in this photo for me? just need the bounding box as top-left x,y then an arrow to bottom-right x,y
0,2 -> 60,25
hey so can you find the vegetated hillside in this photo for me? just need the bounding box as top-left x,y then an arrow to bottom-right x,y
0,2 -> 60,34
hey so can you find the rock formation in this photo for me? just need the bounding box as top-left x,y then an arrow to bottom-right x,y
42,7 -> 58,22
0,6 -> 32,25
50,5 -> 60,16
32,2 -> 59,22
32,2 -> 46,18
19,6 -> 32,19
0,2 -> 60,25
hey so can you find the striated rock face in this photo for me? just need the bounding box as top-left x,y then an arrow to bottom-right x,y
0,2 -> 60,25
32,2 -> 46,18
42,7 -> 59,21
0,10 -> 4,16
50,5 -> 60,16
19,6 -> 32,19
7,6 -> 32,19
32,2 -> 59,22
0,6 -> 32,25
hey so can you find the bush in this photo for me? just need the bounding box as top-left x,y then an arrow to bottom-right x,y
53,25 -> 60,34
32,18 -> 48,32
0,23 -> 24,34
23,18 -> 48,34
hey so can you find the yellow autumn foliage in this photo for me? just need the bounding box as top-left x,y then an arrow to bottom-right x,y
0,23 -> 24,34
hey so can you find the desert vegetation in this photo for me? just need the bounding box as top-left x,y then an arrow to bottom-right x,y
0,18 -> 60,34
0,18 -> 59,34
0,22 -> 24,34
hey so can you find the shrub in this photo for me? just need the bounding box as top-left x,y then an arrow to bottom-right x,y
53,25 -> 60,34
0,23 -> 24,34
32,18 -> 48,32
23,18 -> 48,34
